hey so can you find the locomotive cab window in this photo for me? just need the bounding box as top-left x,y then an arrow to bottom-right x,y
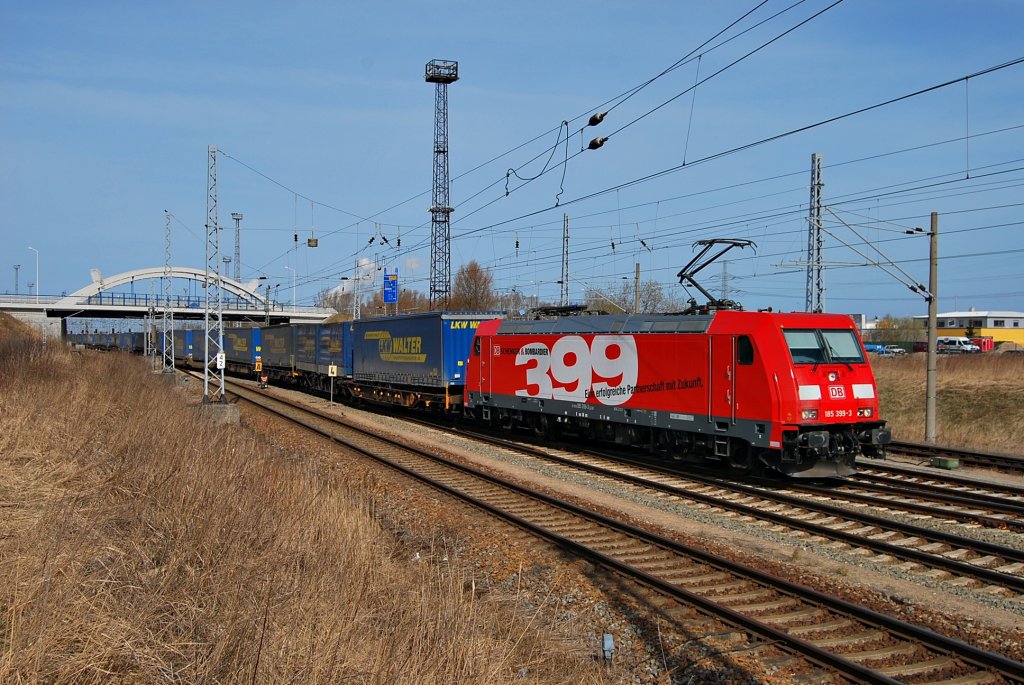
784,330 -> 825,364
784,329 -> 865,365
737,335 -> 754,365
820,330 -> 865,364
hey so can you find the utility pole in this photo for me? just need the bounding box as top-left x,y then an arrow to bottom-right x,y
285,265 -> 296,311
231,213 -> 243,282
633,263 -> 641,313
806,153 -> 824,312
264,283 -> 271,326
28,246 -> 39,304
352,271 -> 359,320
425,59 -> 458,310
925,212 -> 939,444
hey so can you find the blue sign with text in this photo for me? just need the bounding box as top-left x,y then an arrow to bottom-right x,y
383,270 -> 398,304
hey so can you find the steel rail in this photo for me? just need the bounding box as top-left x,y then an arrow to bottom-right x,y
890,440 -> 1024,474
212,376 -> 1024,684
852,471 -> 1024,509
451,429 -> 1024,593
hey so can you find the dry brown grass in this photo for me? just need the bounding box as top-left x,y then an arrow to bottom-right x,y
872,353 -> 1024,454
0,314 -> 37,340
0,329 -> 612,684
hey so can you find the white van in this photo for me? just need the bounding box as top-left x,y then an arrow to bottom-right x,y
937,336 -> 980,354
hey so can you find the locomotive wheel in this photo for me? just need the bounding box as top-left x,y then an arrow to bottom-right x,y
495,411 -> 515,433
531,415 -> 552,439
725,445 -> 753,474
655,429 -> 672,454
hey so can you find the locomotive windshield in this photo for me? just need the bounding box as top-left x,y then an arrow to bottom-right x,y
784,329 -> 865,365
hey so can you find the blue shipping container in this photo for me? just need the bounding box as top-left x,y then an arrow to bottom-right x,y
352,312 -> 502,389
261,325 -> 296,369
224,327 -> 260,365
316,323 -> 353,377
294,324 -> 319,369
173,329 -> 194,362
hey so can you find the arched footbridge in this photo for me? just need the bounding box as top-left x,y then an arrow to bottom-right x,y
0,267 -> 334,337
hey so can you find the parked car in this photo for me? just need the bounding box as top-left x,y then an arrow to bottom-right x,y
937,336 -> 981,354
881,345 -> 906,356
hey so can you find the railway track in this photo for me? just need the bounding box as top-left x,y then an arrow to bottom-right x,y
793,472 -> 1024,530
212,376 -> 1024,684
439,429 -> 1024,598
850,466 -> 1024,508
889,441 -> 1024,475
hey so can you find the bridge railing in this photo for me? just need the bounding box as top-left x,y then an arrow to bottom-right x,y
84,293 -> 274,310
0,294 -> 62,305
1,292 -> 334,317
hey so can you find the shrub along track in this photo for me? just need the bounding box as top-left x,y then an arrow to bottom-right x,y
206,374 -> 1024,685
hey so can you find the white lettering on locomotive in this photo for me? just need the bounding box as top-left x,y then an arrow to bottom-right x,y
514,335 -> 638,406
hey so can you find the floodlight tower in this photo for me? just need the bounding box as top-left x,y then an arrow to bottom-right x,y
425,59 -> 458,309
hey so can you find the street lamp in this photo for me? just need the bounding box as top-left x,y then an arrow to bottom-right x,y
340,276 -> 357,319
27,247 -> 39,303
284,266 -> 296,310
257,276 -> 269,325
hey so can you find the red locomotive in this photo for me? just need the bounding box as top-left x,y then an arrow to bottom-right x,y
464,310 -> 890,477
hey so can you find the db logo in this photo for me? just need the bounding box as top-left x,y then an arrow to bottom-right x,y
828,385 -> 846,399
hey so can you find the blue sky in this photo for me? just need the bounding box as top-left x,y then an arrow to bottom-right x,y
2,0 -> 1022,318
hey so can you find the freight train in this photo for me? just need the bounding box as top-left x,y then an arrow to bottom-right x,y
69,308 -> 891,478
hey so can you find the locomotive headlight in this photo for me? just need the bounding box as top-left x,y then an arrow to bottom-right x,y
802,408 -> 818,420
828,371 -> 838,382
857,407 -> 873,418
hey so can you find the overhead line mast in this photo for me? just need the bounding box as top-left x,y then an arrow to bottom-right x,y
806,152 -> 825,313
162,210 -> 175,374
425,59 -> 458,310
561,213 -> 570,307
204,145 -> 226,403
